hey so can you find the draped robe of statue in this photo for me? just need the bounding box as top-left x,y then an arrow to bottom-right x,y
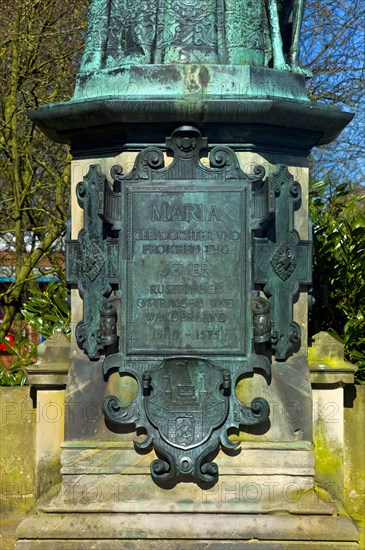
80,0 -> 270,71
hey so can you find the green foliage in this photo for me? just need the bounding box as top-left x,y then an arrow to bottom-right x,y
0,336 -> 37,386
21,281 -> 71,339
0,365 -> 27,386
0,280 -> 70,386
310,180 -> 365,383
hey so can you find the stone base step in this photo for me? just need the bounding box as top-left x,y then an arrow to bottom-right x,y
16,511 -> 359,549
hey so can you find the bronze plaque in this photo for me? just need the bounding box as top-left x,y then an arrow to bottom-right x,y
126,185 -> 247,355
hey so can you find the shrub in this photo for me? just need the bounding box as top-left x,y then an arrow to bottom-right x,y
309,180 -> 365,383
0,280 -> 70,386
21,280 -> 71,339
0,336 -> 36,386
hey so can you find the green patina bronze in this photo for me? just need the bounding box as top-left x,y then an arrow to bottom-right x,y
27,0 -> 353,157
80,0 -> 306,72
27,0 -> 352,153
72,0 -> 311,104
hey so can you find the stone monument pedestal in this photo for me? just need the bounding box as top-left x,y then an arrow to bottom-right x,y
16,7 -> 358,543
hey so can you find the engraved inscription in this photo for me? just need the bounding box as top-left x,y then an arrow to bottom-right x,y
127,187 -> 247,354
152,203 -> 221,222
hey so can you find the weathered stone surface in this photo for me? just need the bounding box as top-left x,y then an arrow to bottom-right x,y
15,540 -> 361,550
34,390 -> 64,499
313,387 -> 345,503
16,511 -> 359,545
37,473 -> 323,514
0,388 -> 36,550
0,387 -> 36,514
344,385 -> 365,518
60,440 -> 314,476
311,331 -> 346,361
309,332 -> 357,386
26,332 -> 70,387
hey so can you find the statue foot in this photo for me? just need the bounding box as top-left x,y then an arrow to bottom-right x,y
274,62 -> 291,72
290,63 -> 313,78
